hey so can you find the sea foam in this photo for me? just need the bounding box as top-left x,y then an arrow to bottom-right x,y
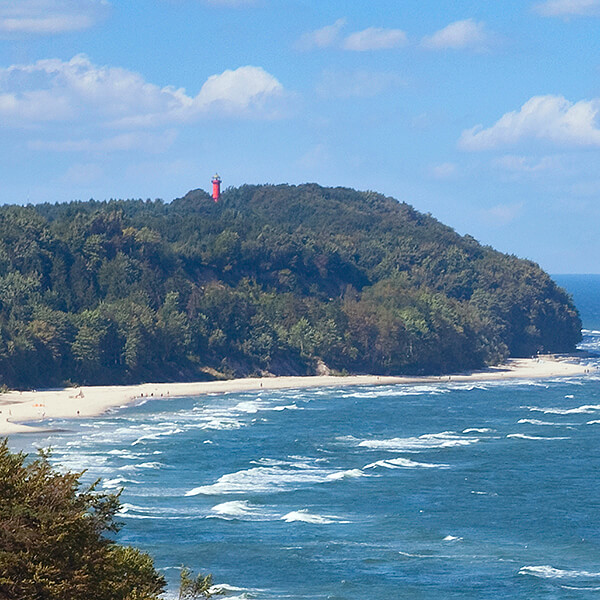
519,565 -> 600,579
507,433 -> 569,441
282,509 -> 349,524
357,431 -> 479,452
185,460 -> 340,496
529,404 -> 600,415
364,457 -> 448,470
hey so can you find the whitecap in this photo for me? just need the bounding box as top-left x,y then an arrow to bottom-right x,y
131,427 -> 183,446
102,476 -> 140,489
517,419 -> 566,426
560,585 -> 600,591
357,431 -> 479,452
234,400 -> 264,413
210,500 -> 273,521
443,535 -> 463,541
519,565 -> 600,579
529,404 -> 600,415
199,418 -> 244,430
364,457 -> 448,470
507,433 -> 570,441
282,509 -> 349,524
118,461 -> 165,471
326,469 -> 365,480
185,461 -> 338,496
462,428 -> 492,434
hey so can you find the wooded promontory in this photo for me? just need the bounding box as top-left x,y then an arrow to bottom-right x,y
0,184 -> 581,387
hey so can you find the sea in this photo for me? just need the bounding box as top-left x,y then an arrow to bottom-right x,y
9,274 -> 600,599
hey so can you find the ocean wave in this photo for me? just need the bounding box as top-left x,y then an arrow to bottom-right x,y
131,427 -> 184,446
234,400 -> 265,413
102,476 -> 140,489
560,585 -> 600,591
443,535 -> 463,541
210,500 -> 274,521
517,419 -> 568,426
197,417 -> 244,430
325,469 -> 365,480
356,431 -> 479,452
282,509 -> 350,524
519,565 -> 600,579
363,457 -> 448,470
462,428 -> 493,434
507,433 -> 569,441
118,461 -> 165,471
342,385 -> 448,400
185,461 -> 338,496
528,404 -> 600,415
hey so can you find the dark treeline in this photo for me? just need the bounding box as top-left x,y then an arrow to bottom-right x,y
0,183 -> 581,388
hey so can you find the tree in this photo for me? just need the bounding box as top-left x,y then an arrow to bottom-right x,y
178,568 -> 221,600
0,439 -> 166,600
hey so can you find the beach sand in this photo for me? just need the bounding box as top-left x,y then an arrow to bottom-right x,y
0,356 -> 591,435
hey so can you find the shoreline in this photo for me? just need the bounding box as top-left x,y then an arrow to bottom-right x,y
0,355 -> 592,436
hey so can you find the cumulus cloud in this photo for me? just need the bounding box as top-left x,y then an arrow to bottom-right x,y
0,54 -> 285,128
316,69 -> 405,98
533,0 -> 600,16
459,95 -> 600,150
342,27 -> 407,51
0,0 -> 109,35
422,19 -> 490,50
298,19 -> 407,51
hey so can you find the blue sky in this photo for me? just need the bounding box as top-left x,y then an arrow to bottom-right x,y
1,0 -> 599,273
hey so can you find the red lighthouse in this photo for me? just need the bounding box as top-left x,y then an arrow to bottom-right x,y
211,173 -> 221,201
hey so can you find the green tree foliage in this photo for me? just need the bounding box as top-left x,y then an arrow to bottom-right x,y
0,439 -> 166,600
178,568 -> 220,600
0,184 -> 582,387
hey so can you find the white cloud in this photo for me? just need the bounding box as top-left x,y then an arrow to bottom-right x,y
0,54 -> 286,128
493,154 -> 561,173
460,95 -> 600,150
422,19 -> 490,50
204,0 -> 256,5
430,162 -> 458,179
297,18 -> 347,50
481,202 -> 523,226
296,143 -> 330,170
533,0 -> 600,16
298,20 -> 407,52
342,27 -> 407,51
29,130 -> 178,153
62,162 -> 103,184
0,0 -> 109,35
316,69 -> 405,98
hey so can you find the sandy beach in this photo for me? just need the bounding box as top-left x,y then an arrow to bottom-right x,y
0,355 -> 591,436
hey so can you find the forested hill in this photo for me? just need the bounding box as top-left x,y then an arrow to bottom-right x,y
0,183 -> 581,387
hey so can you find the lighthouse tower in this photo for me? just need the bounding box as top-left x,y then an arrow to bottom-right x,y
211,173 -> 221,202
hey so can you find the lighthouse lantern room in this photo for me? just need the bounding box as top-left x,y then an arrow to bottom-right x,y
211,174 -> 222,201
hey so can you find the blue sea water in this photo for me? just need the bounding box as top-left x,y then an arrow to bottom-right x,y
10,275 -> 600,599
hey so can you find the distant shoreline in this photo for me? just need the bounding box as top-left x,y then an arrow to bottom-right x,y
0,355 -> 591,436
